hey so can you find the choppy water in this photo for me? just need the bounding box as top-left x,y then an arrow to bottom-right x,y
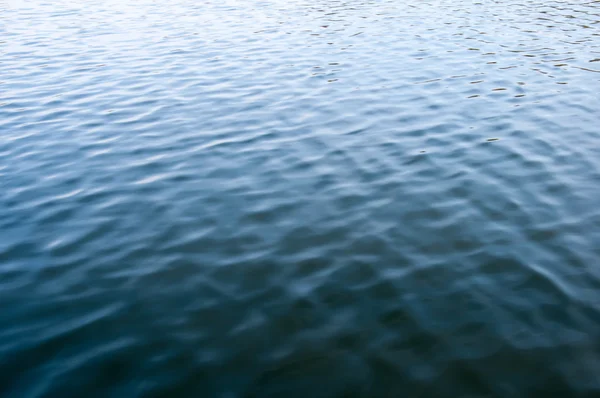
2,0 -> 600,396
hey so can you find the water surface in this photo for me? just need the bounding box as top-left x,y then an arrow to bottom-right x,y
1,0 -> 600,396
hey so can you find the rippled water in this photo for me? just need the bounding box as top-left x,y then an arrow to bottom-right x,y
2,0 -> 600,396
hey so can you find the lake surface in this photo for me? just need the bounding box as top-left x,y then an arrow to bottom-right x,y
1,0 -> 600,396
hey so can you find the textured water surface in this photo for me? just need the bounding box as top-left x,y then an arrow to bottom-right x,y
2,0 -> 600,396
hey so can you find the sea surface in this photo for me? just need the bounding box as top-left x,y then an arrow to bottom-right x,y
1,0 -> 600,396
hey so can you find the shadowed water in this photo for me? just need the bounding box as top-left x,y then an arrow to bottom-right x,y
1,0 -> 600,396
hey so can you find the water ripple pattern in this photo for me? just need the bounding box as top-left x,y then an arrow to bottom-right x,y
1,0 -> 600,396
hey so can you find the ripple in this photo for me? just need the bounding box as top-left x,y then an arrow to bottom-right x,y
1,0 -> 600,396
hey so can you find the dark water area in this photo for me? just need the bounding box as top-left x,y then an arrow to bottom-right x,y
2,0 -> 600,396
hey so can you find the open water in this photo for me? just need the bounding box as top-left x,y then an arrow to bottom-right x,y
1,0 -> 600,396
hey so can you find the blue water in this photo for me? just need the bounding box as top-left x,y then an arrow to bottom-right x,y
2,0 -> 600,396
